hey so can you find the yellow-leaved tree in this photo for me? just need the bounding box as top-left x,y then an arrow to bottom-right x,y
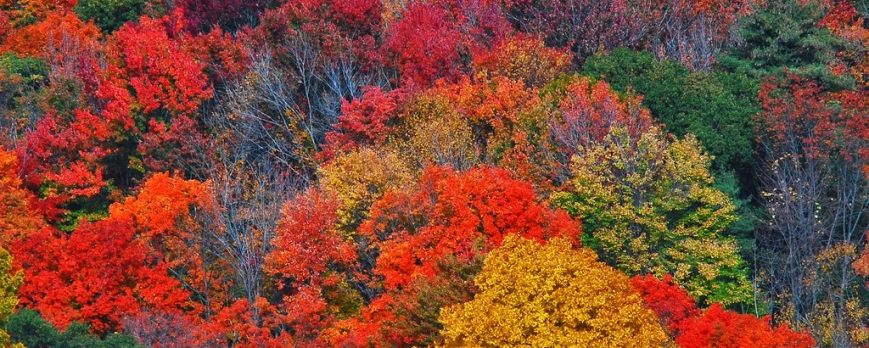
438,235 -> 670,347
553,126 -> 751,305
0,247 -> 23,348
319,147 -> 413,234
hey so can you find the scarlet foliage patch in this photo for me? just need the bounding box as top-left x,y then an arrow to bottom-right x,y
12,219 -> 189,334
361,166 -> 581,291
19,109 -> 113,219
265,189 -> 357,345
632,274 -> 816,348
323,86 -> 408,155
383,2 -> 466,88
101,12 -> 212,122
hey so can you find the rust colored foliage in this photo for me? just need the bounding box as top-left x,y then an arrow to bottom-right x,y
819,0 -> 869,85
0,149 -> 43,245
549,76 -> 654,157
361,166 -> 581,291
757,78 -> 842,161
0,10 -> 9,40
819,0 -> 869,42
0,12 -> 101,58
472,34 -> 573,88
632,275 -> 816,348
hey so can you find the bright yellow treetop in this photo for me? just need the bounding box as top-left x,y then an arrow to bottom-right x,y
438,235 -> 670,347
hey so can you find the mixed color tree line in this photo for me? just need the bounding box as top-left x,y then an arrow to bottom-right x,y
2,0 -> 869,346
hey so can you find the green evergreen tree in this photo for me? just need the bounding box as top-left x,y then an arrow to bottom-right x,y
7,309 -> 142,348
718,0 -> 852,90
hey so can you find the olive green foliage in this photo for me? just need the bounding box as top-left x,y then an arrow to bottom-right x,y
7,309 -> 142,348
581,48 -> 761,248
718,0 -> 852,90
1,53 -> 77,146
0,54 -> 48,87
553,127 -> 752,305
0,53 -> 49,120
858,0 -> 869,17
74,0 -> 146,32
0,248 -> 23,348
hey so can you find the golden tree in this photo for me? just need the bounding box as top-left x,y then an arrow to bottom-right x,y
438,235 -> 669,347
0,247 -> 23,348
319,147 -> 413,234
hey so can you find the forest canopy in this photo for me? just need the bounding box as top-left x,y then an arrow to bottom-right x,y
1,0 -> 868,346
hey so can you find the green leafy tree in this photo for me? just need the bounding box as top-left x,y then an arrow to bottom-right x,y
73,0 -> 146,32
553,127 -> 751,305
582,48 -> 759,176
581,49 -> 761,251
7,309 -> 141,348
0,53 -> 50,146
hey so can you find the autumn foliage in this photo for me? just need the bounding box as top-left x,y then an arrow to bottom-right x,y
1,0 -> 864,345
360,166 -> 581,291
0,12 -> 100,58
632,275 -> 816,348
439,235 -> 669,347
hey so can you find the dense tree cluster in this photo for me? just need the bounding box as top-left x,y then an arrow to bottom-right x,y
4,0 -> 869,346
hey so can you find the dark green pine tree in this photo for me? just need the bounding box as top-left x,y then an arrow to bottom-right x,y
718,0 -> 853,91
7,309 -> 142,348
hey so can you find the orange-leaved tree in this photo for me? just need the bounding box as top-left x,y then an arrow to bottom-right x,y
325,166 -> 581,346
361,166 -> 581,291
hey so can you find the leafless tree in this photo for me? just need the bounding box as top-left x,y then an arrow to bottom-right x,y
757,88 -> 869,346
